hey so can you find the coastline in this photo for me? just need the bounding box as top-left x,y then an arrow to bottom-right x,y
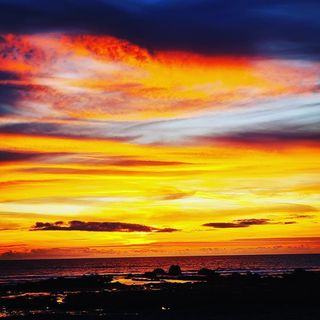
1,267 -> 320,319
1,253 -> 320,285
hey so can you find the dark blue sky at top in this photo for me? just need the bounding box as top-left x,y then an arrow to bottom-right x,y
0,0 -> 320,58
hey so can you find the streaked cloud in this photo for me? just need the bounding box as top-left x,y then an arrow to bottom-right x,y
0,150 -> 39,163
203,218 -> 296,229
31,220 -> 179,233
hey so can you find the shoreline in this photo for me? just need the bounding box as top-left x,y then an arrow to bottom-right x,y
2,266 -> 320,285
1,267 -> 320,319
1,252 -> 320,262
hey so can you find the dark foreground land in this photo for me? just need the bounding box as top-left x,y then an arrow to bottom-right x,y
1,267 -> 320,319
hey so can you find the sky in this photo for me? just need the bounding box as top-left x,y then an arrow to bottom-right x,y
0,0 -> 319,259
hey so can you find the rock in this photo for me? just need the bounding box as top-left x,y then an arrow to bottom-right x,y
153,268 -> 166,275
168,265 -> 182,276
198,268 -> 217,277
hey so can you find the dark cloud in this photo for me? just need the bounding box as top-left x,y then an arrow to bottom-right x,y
203,218 -> 296,229
216,131 -> 320,144
31,220 -> 179,233
295,214 -> 316,219
0,122 -> 137,142
0,84 -> 24,115
0,83 -> 48,117
0,250 -> 25,259
0,150 -> 39,163
0,149 -> 71,164
0,1 -> 320,58
0,247 -> 115,260
0,122 -> 61,135
156,227 -> 180,233
287,214 -> 316,220
0,71 -> 20,80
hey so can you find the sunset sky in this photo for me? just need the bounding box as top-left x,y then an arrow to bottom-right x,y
0,0 -> 319,259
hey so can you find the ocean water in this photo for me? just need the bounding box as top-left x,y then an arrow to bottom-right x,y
0,254 -> 320,284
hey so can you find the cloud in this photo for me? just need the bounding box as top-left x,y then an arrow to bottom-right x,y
155,227 -> 179,233
0,71 -> 20,80
0,150 -> 39,163
294,214 -> 316,219
18,167 -> 163,176
1,92 -> 319,145
0,1 -> 320,58
160,190 -> 195,201
203,218 -> 296,229
0,122 -> 136,143
0,84 -> 25,115
0,149 -> 74,164
283,204 -> 318,213
287,213 -> 316,220
110,159 -> 187,167
2,237 -> 320,259
0,222 -> 19,231
202,131 -> 320,146
0,247 -> 117,260
31,220 -> 179,233
97,94 -> 320,145
0,32 -> 319,137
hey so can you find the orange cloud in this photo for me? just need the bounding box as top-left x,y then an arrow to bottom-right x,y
1,33 -> 319,120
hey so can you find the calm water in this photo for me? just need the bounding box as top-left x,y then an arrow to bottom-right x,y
1,254 -> 320,284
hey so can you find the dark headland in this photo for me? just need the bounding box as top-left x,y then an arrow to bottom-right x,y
1,266 -> 319,319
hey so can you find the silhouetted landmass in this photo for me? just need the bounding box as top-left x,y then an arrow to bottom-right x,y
168,264 -> 182,276
1,267 -> 320,319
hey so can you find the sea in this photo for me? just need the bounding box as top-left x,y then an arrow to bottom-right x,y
1,254 -> 320,284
